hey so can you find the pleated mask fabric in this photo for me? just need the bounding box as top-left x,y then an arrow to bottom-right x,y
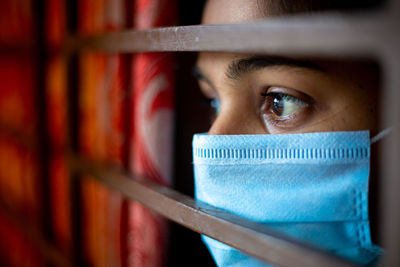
193,131 -> 382,267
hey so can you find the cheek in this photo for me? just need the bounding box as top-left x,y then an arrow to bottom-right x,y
322,95 -> 377,132
344,90 -> 378,130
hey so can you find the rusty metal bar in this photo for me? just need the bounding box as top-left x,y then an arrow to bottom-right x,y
69,155 -> 360,267
67,13 -> 389,57
380,36 -> 400,267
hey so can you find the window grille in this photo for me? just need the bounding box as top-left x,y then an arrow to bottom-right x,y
0,0 -> 398,266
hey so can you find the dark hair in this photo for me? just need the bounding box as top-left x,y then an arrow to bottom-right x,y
259,0 -> 384,15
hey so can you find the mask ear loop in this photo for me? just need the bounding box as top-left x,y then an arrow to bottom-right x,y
371,128 -> 392,144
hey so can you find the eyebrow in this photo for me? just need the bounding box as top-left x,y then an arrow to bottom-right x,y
226,56 -> 324,80
192,56 -> 324,87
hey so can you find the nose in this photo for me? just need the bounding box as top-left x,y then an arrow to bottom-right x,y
208,104 -> 267,135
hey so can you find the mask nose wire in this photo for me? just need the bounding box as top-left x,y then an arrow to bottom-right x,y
371,127 -> 392,144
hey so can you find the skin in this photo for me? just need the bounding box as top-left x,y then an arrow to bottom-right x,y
196,0 -> 380,136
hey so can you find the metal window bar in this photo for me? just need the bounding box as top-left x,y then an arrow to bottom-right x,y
67,13 -> 386,56
0,1 -> 398,266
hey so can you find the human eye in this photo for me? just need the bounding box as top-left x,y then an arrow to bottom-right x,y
261,87 -> 313,130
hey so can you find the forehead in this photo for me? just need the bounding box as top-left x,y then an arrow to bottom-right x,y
197,52 -> 243,74
202,0 -> 267,24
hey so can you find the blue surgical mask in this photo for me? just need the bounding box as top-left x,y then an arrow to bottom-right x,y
193,131 -> 383,267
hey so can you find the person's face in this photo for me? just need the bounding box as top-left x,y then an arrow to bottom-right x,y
196,0 -> 379,135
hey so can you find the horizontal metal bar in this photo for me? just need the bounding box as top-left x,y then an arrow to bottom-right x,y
0,201 -> 72,267
68,13 -> 390,56
69,155 -> 359,267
